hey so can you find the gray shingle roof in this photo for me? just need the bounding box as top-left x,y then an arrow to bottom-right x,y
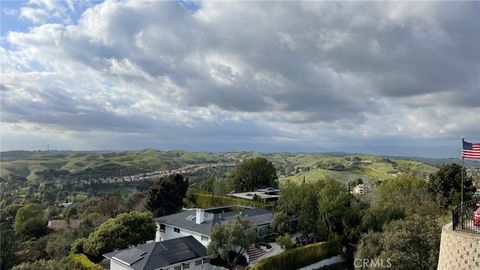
103,236 -> 207,270
154,207 -> 273,236
155,210 -> 215,236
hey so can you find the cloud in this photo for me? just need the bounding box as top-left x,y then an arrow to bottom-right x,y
1,1 -> 479,155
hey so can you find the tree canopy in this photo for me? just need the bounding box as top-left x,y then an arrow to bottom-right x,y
145,174 -> 188,217
13,204 -> 47,239
83,211 -> 156,260
208,215 -> 256,265
355,214 -> 440,270
229,157 -> 278,192
427,163 -> 474,206
278,178 -> 350,242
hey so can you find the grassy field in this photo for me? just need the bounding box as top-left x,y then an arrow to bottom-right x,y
277,154 -> 439,185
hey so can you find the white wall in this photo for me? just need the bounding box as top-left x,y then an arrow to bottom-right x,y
157,223 -> 210,247
110,257 -> 212,270
164,257 -> 212,270
110,259 -> 130,270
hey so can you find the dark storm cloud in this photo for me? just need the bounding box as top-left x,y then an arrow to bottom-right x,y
1,1 -> 479,154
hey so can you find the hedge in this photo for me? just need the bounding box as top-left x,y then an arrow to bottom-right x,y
69,254 -> 103,270
250,239 -> 343,270
186,193 -> 273,209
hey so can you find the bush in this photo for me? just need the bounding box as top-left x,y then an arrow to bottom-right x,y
68,254 -> 103,270
185,193 -> 272,209
12,259 -> 64,270
251,239 -> 343,270
275,234 -> 295,250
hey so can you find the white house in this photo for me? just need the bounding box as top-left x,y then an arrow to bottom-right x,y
103,236 -> 211,270
154,206 -> 275,247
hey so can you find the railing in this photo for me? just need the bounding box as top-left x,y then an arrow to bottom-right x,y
452,199 -> 480,234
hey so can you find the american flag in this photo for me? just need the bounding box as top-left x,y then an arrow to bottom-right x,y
462,139 -> 480,160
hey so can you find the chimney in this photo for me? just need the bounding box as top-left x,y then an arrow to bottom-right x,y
196,209 -> 205,224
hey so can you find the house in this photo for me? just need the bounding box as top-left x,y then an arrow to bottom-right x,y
103,236 -> 211,270
228,187 -> 280,202
154,206 -> 275,247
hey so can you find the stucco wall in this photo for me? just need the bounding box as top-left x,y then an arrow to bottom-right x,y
110,257 -> 212,270
437,223 -> 480,270
157,223 -> 210,247
110,259 -> 129,270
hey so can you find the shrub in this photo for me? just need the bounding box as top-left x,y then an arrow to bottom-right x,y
68,254 -> 103,270
12,260 -> 63,270
251,239 -> 343,270
275,234 -> 295,250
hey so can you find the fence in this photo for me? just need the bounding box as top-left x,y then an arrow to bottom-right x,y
452,199 -> 480,234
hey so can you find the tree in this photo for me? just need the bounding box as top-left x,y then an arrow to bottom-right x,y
373,174 -> 427,207
0,227 -> 19,269
63,206 -> 78,219
13,204 -> 47,239
298,188 -> 323,241
208,216 -> 256,266
229,157 -> 278,192
276,234 -> 295,250
83,211 -> 156,260
126,192 -> 147,211
145,174 -> 188,217
428,163 -> 474,206
317,179 -> 350,236
16,237 -> 49,264
355,214 -> 441,270
45,231 -> 75,260
271,211 -> 290,234
277,180 -> 304,215
361,174 -> 440,232
199,175 -> 216,193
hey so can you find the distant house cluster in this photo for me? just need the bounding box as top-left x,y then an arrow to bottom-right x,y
81,163 -> 237,185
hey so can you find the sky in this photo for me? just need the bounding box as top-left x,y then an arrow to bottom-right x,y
0,0 -> 479,157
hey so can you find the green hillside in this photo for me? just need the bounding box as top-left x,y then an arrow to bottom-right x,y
0,150 -> 445,186
276,154 -> 438,184
0,150 -> 232,182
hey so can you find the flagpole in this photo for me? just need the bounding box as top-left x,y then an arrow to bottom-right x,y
461,137 -> 464,205
460,136 -> 464,205
460,137 -> 464,229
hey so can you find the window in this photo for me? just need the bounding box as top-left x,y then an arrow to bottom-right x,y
202,258 -> 209,264
201,235 -> 209,241
159,224 -> 165,233
174,227 -> 180,233
195,260 -> 202,266
182,262 -> 190,269
174,266 -> 181,270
